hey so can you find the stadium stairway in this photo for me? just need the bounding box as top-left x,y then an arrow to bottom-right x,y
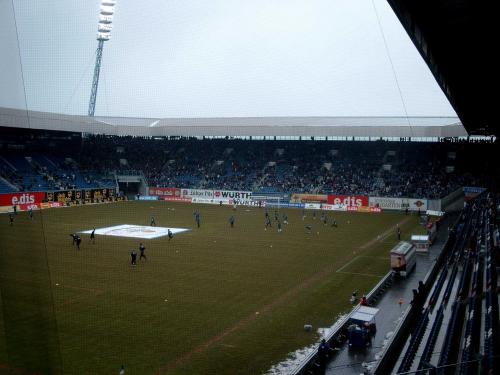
370,194 -> 500,375
315,212 -> 459,375
393,206 -> 479,374
0,176 -> 18,193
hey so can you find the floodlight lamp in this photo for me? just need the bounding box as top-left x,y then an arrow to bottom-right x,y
100,5 -> 115,15
99,14 -> 114,23
98,23 -> 113,32
97,32 -> 110,41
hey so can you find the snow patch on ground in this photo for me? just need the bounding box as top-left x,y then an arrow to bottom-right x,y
265,314 -> 347,375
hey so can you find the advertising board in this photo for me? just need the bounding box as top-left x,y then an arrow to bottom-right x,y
45,188 -> 115,203
328,195 -> 368,207
347,206 -> 382,213
40,202 -> 63,209
320,204 -> 347,211
213,190 -> 253,200
290,193 -> 328,203
232,199 -> 262,206
369,197 -> 427,211
160,196 -> 191,203
304,203 -> 322,209
191,197 -> 225,205
149,187 -> 181,197
181,189 -> 214,199
138,196 -> 159,201
265,202 -> 303,209
0,192 -> 45,211
463,186 -> 486,201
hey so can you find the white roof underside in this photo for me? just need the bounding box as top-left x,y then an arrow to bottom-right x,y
0,107 -> 467,138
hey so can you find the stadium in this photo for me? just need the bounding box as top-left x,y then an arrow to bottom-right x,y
0,1 -> 497,375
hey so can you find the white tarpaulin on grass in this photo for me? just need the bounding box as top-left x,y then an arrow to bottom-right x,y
81,224 -> 189,239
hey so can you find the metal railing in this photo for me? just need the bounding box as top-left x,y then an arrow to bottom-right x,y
289,271 -> 394,375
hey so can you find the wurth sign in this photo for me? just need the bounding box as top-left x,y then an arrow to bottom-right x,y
214,190 -> 252,200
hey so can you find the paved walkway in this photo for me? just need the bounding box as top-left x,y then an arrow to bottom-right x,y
325,214 -> 456,375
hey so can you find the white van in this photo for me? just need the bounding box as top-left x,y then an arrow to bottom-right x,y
390,241 -> 416,278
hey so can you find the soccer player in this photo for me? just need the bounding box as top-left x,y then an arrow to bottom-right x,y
90,228 -> 96,243
150,216 -> 156,227
28,207 -> 33,220
70,233 -> 77,245
277,220 -> 282,233
194,211 -> 200,228
9,213 -> 14,226
139,243 -> 147,261
168,229 -> 173,240
265,216 -> 272,229
305,225 -> 312,234
131,250 -> 137,266
283,213 -> 289,225
302,209 -> 306,221
323,213 -> 328,226
12,205 -> 17,215
397,226 -> 401,240
229,215 -> 235,228
313,212 -> 316,220
75,235 -> 82,250
274,210 -> 279,221
331,218 -> 337,228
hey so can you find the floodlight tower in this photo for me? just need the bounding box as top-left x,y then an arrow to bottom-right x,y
88,0 -> 116,116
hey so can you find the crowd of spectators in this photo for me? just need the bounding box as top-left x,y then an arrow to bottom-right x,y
76,136 -> 491,199
1,134 -> 494,198
0,154 -> 114,192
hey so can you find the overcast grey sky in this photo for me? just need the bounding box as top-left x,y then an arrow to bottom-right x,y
0,0 -> 457,119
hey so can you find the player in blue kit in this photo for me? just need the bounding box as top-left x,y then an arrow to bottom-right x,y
139,243 -> 147,261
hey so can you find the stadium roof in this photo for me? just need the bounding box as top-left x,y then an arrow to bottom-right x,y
0,107 -> 466,138
1,0 -> 458,122
387,0 -> 494,135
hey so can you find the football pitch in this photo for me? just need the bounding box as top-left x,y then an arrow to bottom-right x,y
0,201 -> 423,374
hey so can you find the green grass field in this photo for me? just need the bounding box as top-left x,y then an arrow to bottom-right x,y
0,201 -> 422,374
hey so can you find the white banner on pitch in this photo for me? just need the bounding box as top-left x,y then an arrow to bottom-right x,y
81,224 -> 189,239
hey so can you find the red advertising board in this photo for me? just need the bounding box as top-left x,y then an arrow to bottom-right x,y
347,206 -> 382,213
328,195 -> 368,207
0,192 -> 45,211
149,187 -> 181,197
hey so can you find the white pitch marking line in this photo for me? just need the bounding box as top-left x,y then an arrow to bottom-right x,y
337,271 -> 384,278
336,256 -> 360,273
358,255 -> 388,260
